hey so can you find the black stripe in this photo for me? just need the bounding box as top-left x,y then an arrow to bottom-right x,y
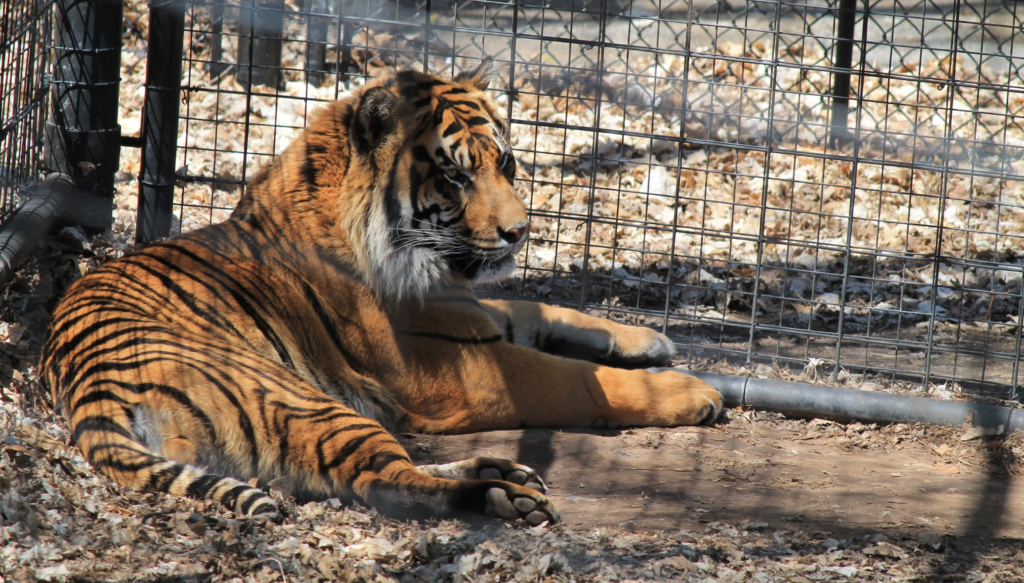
383,163 -> 403,230
505,317 -> 514,343
91,457 -> 163,473
249,502 -> 277,515
71,415 -> 135,445
411,145 -> 432,162
149,463 -> 186,492
220,484 -> 253,510
395,330 -> 503,344
442,119 -> 464,137
302,137 -> 319,188
152,244 -> 295,368
141,382 -> 217,441
322,429 -> 385,472
61,325 -> 185,390
316,423 -> 382,472
87,442 -> 156,458
70,389 -> 131,412
299,281 -> 368,374
239,489 -> 269,515
187,474 -> 224,499
370,452 -> 409,474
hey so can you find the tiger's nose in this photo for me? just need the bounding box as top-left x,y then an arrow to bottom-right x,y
498,222 -> 530,244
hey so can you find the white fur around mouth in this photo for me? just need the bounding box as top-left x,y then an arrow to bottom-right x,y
472,252 -> 518,285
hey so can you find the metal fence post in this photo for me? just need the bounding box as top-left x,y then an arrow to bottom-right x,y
208,0 -> 227,77
305,0 -> 328,86
136,0 -> 185,244
829,0 -> 857,147
44,0 -> 123,233
238,0 -> 285,89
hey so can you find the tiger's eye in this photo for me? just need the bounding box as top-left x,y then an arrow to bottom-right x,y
500,152 -> 516,183
446,168 -> 459,178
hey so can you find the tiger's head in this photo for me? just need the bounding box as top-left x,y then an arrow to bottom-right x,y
239,63 -> 530,299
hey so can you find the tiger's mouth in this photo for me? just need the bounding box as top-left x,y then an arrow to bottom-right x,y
447,235 -> 527,284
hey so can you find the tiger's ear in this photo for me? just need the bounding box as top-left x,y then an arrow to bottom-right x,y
354,87 -> 399,154
454,59 -> 500,91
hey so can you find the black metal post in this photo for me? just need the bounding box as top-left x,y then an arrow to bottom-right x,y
238,0 -> 285,89
305,0 -> 328,86
829,0 -> 857,147
136,0 -> 185,244
208,0 -> 227,77
44,0 -> 122,232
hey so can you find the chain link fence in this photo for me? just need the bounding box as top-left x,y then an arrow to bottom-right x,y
153,0 -> 1024,399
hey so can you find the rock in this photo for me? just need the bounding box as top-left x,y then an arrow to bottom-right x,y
960,425 -> 1004,441
919,533 -> 944,552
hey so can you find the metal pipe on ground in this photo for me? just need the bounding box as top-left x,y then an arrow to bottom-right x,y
667,368 -> 1024,433
0,174 -> 74,287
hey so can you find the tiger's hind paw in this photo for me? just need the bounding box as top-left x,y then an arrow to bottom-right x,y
418,457 -> 548,493
484,483 -> 560,525
476,458 -> 547,493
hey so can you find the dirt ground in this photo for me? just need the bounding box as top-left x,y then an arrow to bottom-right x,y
3,232 -> 1024,582
405,419 -> 1024,539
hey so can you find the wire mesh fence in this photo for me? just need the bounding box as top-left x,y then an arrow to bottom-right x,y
165,0 -> 1024,399
0,0 -> 54,225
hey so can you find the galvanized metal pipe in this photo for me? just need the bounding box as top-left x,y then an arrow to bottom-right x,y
0,174 -> 74,287
668,369 -> 1024,432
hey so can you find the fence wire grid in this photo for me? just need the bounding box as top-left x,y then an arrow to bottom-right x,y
0,0 -> 54,225
161,0 -> 1024,399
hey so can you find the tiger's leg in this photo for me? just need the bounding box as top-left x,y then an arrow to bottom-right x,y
55,328 -> 558,523
397,337 -> 721,433
480,299 -> 676,366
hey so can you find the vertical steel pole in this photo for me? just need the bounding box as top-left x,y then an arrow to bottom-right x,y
44,0 -> 123,232
829,0 -> 857,147
208,0 -> 226,77
305,0 -> 328,86
136,0 -> 185,243
831,0 -> 870,382
238,0 -> 285,89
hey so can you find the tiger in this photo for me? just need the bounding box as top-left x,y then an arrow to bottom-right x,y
38,63 -> 723,525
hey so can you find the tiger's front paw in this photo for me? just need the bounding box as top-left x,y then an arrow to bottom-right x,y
603,369 -> 722,427
607,327 -> 676,366
653,371 -> 722,426
483,482 -> 560,526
